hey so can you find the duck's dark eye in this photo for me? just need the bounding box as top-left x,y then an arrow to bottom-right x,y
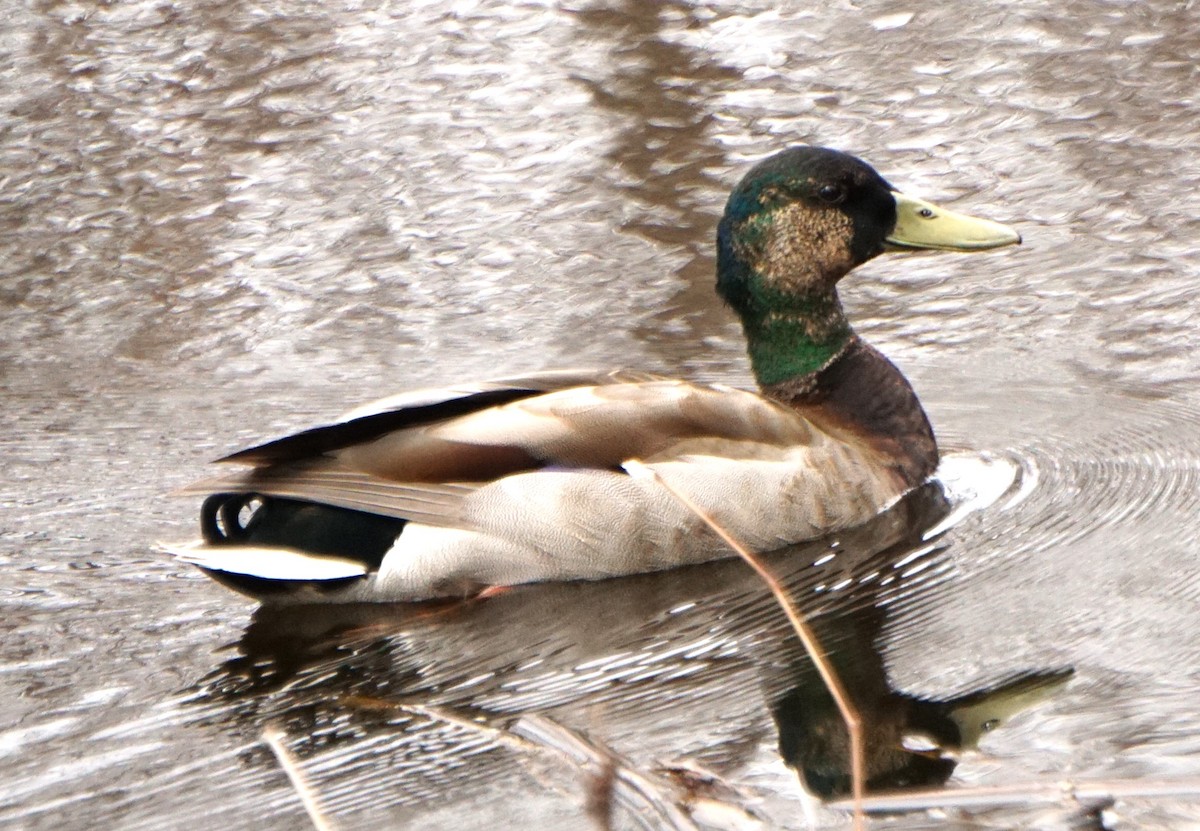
817,184 -> 846,204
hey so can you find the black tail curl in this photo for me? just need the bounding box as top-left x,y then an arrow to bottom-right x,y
199,493 -> 406,571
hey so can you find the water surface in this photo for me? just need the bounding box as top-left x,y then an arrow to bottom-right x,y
3,0 -> 1200,828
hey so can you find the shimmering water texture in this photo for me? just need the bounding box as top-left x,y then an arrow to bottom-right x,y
3,0 -> 1200,828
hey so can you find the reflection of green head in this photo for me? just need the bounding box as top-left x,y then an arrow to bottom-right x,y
715,146 -> 1019,387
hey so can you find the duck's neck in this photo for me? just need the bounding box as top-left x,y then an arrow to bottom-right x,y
758,334 -> 940,489
743,291 -> 853,387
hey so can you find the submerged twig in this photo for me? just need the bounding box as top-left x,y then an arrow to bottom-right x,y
262,726 -> 338,831
513,713 -> 702,831
829,776 -> 1200,813
584,752 -> 617,831
624,459 -> 867,830
396,702 -> 713,830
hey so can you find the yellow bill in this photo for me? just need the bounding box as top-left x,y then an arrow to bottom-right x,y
886,191 -> 1021,251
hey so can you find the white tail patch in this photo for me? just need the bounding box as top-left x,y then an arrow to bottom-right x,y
158,541 -> 369,581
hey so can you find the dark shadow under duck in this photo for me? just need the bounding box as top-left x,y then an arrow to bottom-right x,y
163,146 -> 1020,603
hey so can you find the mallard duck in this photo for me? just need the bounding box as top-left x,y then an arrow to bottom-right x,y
165,146 -> 1019,603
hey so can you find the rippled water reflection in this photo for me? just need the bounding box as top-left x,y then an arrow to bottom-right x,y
3,0 -> 1200,828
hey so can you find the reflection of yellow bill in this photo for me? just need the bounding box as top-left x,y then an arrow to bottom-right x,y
949,669 -> 1074,751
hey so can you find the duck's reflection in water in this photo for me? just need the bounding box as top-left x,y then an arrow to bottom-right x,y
773,612 -> 1071,798
193,473 -> 1071,819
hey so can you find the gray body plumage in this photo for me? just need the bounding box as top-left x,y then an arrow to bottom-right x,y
168,371 -> 906,601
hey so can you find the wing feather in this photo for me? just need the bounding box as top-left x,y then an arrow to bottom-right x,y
175,464 -> 477,528
420,380 -> 818,468
183,375 -> 875,537
220,369 -> 665,466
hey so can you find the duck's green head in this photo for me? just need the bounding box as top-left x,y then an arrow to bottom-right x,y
717,146 -> 1020,386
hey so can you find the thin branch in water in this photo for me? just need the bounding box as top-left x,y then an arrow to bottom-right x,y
396,702 -> 706,830
345,676 -> 762,826
584,753 -> 617,831
828,776 -> 1200,813
263,726 -> 338,831
623,459 -> 866,831
513,713 -> 702,831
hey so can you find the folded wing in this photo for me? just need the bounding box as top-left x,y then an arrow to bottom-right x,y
180,373 -> 901,551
